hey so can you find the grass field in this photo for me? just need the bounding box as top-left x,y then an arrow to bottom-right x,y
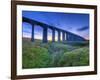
22,38 -> 89,69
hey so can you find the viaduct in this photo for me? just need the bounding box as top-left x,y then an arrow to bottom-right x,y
22,17 -> 86,43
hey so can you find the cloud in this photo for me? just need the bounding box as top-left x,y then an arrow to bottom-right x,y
77,26 -> 89,31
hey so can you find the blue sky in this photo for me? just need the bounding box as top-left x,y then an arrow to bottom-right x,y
22,11 -> 89,40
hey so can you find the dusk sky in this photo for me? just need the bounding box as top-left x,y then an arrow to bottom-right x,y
22,11 -> 89,40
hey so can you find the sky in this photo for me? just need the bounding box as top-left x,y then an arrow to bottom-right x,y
22,11 -> 89,40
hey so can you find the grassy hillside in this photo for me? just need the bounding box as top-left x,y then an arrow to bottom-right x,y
22,38 -> 89,69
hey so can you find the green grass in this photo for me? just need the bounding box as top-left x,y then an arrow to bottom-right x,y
22,38 -> 89,68
58,47 -> 89,67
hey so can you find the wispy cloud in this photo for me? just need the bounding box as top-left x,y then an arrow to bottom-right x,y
77,26 -> 89,31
